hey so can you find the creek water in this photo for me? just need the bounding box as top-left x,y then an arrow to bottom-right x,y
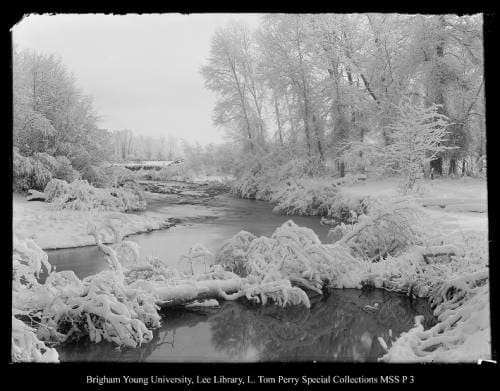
47,188 -> 436,362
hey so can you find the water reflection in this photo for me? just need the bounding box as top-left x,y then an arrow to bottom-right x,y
58,288 -> 435,362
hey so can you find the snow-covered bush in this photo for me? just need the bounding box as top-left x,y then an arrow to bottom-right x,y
13,150 -> 83,193
215,231 -> 258,276
12,235 -> 162,362
103,165 -> 136,187
231,151 -> 329,201
271,179 -> 367,222
334,199 -> 424,260
379,279 -> 489,362
12,316 -> 59,362
54,155 -> 80,183
231,151 -> 366,223
215,220 -> 365,294
33,152 -> 59,173
13,149 -> 53,192
44,178 -> 71,202
43,178 -> 146,212
80,164 -> 108,188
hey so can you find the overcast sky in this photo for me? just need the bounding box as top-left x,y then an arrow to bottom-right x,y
12,13 -> 261,144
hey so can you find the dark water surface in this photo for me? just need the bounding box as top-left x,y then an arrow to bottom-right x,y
47,190 -> 436,362
58,289 -> 435,362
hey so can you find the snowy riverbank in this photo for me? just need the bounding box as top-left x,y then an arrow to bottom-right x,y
12,193 -> 175,250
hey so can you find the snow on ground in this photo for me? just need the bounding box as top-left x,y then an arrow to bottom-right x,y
342,177 -> 488,236
13,193 -> 174,250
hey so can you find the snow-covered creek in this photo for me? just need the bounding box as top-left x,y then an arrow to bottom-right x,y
47,186 -> 437,362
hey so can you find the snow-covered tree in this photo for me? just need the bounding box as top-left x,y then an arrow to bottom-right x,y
384,97 -> 451,191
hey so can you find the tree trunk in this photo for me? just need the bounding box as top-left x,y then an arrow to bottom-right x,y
312,114 -> 324,161
273,94 -> 284,145
448,158 -> 457,176
301,83 -> 312,156
430,156 -> 443,176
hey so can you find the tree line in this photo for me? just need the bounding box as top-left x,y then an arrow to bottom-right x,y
201,14 -> 485,177
12,49 -> 187,189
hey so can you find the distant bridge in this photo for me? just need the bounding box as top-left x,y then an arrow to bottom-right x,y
113,159 -> 184,171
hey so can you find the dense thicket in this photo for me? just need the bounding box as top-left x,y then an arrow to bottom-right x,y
13,49 -> 113,188
201,14 -> 485,184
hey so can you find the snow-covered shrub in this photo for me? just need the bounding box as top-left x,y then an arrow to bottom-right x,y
231,151 -> 365,221
81,165 -> 108,188
379,281 -> 489,362
232,170 -> 262,199
271,179 -> 367,222
231,150 -> 323,201
334,199 -> 424,260
33,152 -> 59,173
12,235 -> 162,360
215,220 -> 366,295
12,316 -> 59,363
180,244 -> 215,274
54,155 -> 80,183
44,178 -> 70,202
103,165 -> 136,187
215,231 -> 258,276
17,152 -> 80,190
13,149 -> 53,192
44,178 -> 146,212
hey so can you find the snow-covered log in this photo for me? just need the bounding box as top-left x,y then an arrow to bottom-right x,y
154,278 -> 243,307
26,189 -> 47,201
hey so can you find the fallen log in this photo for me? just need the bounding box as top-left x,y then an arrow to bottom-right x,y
27,189 -> 47,202
153,278 -> 243,307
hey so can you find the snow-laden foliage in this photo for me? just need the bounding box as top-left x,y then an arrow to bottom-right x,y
12,234 -> 161,362
13,149 -> 53,192
12,316 -> 59,363
384,98 -> 452,192
43,178 -> 146,212
213,217 -> 489,362
13,150 -> 82,193
379,280 -> 489,362
271,179 -> 367,223
231,153 -> 331,201
54,155 -> 81,183
12,206 -> 489,362
216,220 -> 365,293
215,231 -> 258,276
232,157 -> 367,224
333,199 -> 425,260
363,229 -> 490,362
